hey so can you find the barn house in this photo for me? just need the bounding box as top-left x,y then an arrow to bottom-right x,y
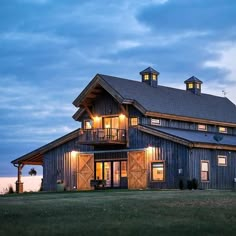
12,67 -> 236,193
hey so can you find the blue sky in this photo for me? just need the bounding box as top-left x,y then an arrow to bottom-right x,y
1,0 -> 236,177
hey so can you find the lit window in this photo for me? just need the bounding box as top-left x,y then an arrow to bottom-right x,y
201,161 -> 210,181
151,118 -> 160,126
121,161 -> 127,177
84,120 -> 92,129
218,155 -> 227,166
188,83 -> 193,89
151,162 -> 165,181
219,127 -> 227,133
152,74 -> 157,81
130,117 -> 138,126
196,84 -> 200,89
198,124 -> 207,131
144,74 -> 149,81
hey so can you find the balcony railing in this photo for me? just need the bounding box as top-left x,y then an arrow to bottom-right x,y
78,128 -> 126,145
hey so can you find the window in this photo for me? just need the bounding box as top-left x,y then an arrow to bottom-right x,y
152,74 -> 157,81
151,118 -> 160,126
196,83 -> 200,89
84,120 -> 92,129
198,124 -> 207,131
218,155 -> 227,166
219,127 -> 227,133
121,161 -> 127,177
151,162 -> 165,181
130,117 -> 138,126
201,161 -> 210,181
188,83 -> 193,89
144,74 -> 149,81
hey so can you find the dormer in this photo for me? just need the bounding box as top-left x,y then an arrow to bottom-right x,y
140,67 -> 160,88
184,76 -> 203,95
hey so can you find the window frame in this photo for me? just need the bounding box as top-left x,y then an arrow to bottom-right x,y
219,127 -> 227,133
144,74 -> 149,81
130,117 -> 138,126
217,155 -> 227,166
188,83 -> 193,89
152,74 -> 157,81
201,160 -> 210,182
151,118 -> 161,126
151,161 -> 165,182
84,119 -> 93,129
198,124 -> 207,131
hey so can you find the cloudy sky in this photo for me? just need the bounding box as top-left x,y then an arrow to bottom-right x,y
1,0 -> 236,177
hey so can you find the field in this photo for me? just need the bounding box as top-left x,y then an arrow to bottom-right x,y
0,190 -> 235,236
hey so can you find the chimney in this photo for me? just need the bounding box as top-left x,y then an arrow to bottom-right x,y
140,67 -> 160,88
184,76 -> 203,95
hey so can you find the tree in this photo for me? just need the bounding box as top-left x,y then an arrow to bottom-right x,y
29,168 -> 37,176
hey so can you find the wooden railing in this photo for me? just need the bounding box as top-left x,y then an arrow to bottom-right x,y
78,128 -> 126,144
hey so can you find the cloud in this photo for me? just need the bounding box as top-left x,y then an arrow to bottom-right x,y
17,0 -> 51,4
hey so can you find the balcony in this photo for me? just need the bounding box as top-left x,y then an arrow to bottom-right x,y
78,128 -> 127,145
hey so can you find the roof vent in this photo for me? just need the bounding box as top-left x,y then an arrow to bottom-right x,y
140,67 -> 160,88
184,76 -> 203,95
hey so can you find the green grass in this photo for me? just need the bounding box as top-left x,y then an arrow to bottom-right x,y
0,190 -> 236,236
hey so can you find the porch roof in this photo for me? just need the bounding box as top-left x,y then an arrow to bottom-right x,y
11,128 -> 80,165
139,125 -> 236,150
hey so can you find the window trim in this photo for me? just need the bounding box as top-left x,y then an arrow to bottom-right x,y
198,124 -> 207,131
219,127 -> 227,133
217,155 -> 227,166
151,161 -> 165,182
84,119 -> 93,129
188,83 -> 193,89
151,118 -> 161,126
130,117 -> 138,126
144,74 -> 149,81
201,160 -> 210,182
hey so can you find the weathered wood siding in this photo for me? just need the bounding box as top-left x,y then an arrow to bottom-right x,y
129,127 -> 189,189
189,148 -> 236,189
43,138 -> 93,191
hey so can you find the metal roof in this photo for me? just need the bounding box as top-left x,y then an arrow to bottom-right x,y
99,74 -> 236,124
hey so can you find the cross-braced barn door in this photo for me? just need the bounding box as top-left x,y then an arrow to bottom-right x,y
77,154 -> 94,190
128,151 -> 147,189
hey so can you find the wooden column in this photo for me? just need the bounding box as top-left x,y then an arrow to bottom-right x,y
15,163 -> 24,193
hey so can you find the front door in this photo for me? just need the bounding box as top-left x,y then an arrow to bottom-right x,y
95,160 -> 127,188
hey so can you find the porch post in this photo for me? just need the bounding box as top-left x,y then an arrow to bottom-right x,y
14,163 -> 24,193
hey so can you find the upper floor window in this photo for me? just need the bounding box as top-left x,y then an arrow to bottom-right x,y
219,127 -> 227,133
198,124 -> 207,131
151,118 -> 161,126
84,120 -> 93,129
103,116 -> 119,129
188,83 -> 193,89
144,74 -> 149,81
218,155 -> 227,166
196,84 -> 200,89
152,74 -> 157,81
130,117 -> 138,126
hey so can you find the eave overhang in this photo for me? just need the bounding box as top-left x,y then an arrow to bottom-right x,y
11,128 -> 80,165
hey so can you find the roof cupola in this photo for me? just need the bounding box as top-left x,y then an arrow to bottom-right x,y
184,76 -> 203,95
140,67 -> 160,88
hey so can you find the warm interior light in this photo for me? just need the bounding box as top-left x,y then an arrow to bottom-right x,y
71,151 -> 79,157
119,114 -> 125,119
147,146 -> 153,153
94,116 -> 100,121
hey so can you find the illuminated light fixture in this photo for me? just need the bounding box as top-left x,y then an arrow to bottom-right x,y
94,116 -> 100,121
119,114 -> 125,119
71,150 -> 79,157
147,146 -> 153,153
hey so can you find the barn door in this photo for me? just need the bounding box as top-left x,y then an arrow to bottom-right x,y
77,154 -> 94,190
128,151 -> 147,189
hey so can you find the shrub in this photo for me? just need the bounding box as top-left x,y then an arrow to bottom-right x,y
8,185 -> 14,194
29,168 -> 37,176
179,179 -> 184,190
187,180 -> 193,190
192,178 -> 198,190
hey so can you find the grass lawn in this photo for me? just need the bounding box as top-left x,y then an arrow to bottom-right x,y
0,190 -> 235,236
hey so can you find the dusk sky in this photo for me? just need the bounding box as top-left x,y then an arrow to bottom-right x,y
1,0 -> 236,177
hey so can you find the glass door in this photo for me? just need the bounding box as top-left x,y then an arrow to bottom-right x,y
104,162 -> 111,187
113,162 -> 120,187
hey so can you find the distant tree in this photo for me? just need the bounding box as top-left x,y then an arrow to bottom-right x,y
29,168 -> 37,176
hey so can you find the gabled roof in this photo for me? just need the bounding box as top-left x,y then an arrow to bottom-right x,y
73,73 -> 236,125
139,125 -> 236,150
184,76 -> 203,84
140,67 -> 160,75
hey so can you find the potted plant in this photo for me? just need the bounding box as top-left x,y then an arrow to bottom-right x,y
56,180 -> 64,192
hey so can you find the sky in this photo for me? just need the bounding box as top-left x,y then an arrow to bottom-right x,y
1,0 -> 236,177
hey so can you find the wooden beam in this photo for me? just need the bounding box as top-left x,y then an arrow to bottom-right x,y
83,105 -> 94,119
193,143 -> 236,151
119,104 -> 128,117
